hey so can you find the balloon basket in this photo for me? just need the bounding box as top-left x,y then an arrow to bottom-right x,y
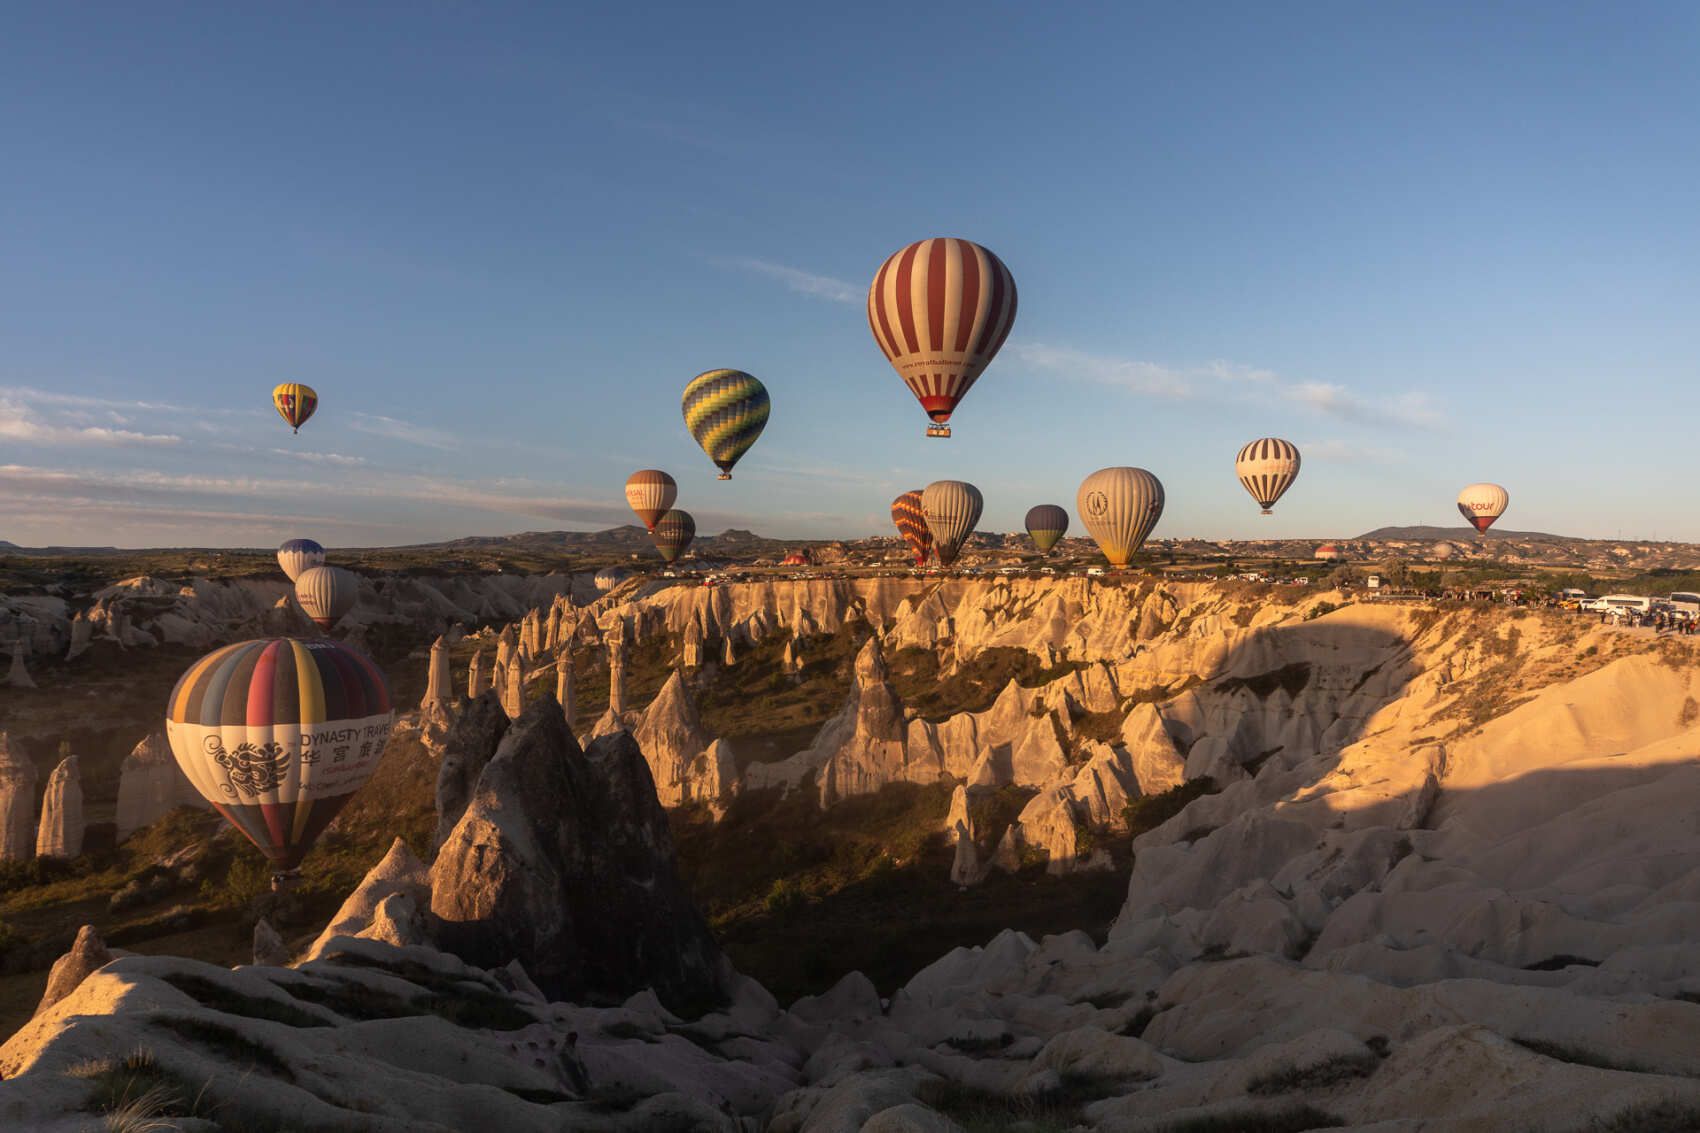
1261,509 -> 1272,515
717,473 -> 732,481
926,424 -> 951,438
270,869 -> 303,893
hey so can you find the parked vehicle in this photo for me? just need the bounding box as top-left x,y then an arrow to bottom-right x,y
1581,594 -> 1652,615
1669,591 -> 1700,616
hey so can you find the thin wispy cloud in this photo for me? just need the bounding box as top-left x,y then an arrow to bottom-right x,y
1297,439 -> 1406,464
728,258 -> 861,304
0,398 -> 182,446
1010,342 -> 1440,429
346,412 -> 460,450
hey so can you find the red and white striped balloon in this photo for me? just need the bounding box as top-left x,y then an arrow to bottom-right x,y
867,237 -> 1017,437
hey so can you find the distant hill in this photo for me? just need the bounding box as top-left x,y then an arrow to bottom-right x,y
1354,526 -> 1573,544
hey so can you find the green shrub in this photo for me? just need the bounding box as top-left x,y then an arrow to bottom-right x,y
1122,778 -> 1219,839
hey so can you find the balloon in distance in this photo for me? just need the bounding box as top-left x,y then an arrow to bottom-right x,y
165,637 -> 395,871
272,383 -> 318,434
1024,504 -> 1069,555
651,509 -> 697,563
1077,467 -> 1165,568
681,370 -> 770,479
624,470 -> 677,532
294,565 -> 359,630
276,538 -> 325,582
1235,438 -> 1301,515
867,237 -> 1017,438
1456,482 -> 1509,535
595,565 -> 633,593
890,490 -> 933,566
921,480 -> 984,567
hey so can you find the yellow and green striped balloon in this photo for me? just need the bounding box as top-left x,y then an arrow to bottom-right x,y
681,369 -> 770,479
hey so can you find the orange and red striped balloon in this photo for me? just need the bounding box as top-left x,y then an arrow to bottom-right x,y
868,238 -> 1017,438
890,489 -> 933,566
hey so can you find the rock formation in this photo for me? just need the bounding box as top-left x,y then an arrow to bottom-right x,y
4,644 -> 35,690
252,918 -> 289,967
430,699 -> 729,1011
555,653 -> 575,722
33,925 -> 112,1019
34,753 -> 83,860
502,657 -> 527,719
783,635 -> 803,674
113,731 -> 201,841
0,733 -> 38,861
468,648 -> 486,697
434,691 -> 513,849
630,671 -> 738,814
815,640 -> 913,806
721,635 -> 736,667
682,619 -> 704,668
306,837 -> 433,960
420,634 -> 455,718
608,640 -> 629,715
64,611 -> 92,661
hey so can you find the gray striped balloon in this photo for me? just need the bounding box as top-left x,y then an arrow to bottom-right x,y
921,480 -> 984,566
1077,467 -> 1164,568
1235,437 -> 1301,514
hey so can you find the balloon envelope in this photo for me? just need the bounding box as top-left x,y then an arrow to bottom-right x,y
276,538 -> 325,582
294,565 -> 359,629
624,470 -> 677,532
890,490 -> 933,565
921,480 -> 984,567
1077,467 -> 1165,568
165,637 -> 394,870
594,565 -> 632,592
652,509 -> 696,563
867,238 -> 1017,437
272,383 -> 318,434
681,370 -> 769,478
1457,483 -> 1509,534
1235,438 -> 1301,514
1024,504 -> 1069,555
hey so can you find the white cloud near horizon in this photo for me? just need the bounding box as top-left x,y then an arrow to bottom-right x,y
1009,343 -> 1440,429
727,258 -> 861,304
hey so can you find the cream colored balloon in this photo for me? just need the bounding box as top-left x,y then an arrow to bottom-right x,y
921,480 -> 984,567
1456,482 -> 1509,535
1235,437 -> 1301,514
1077,467 -> 1165,567
294,565 -> 360,629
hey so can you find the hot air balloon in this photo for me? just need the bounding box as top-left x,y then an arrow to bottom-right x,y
681,370 -> 769,479
1077,467 -> 1165,568
1457,483 -> 1509,536
868,238 -> 1017,438
272,383 -> 318,434
165,637 -> 394,879
294,565 -> 359,630
594,565 -> 633,593
921,480 -> 984,567
890,490 -> 933,566
276,538 -> 325,582
1235,438 -> 1301,515
1025,505 -> 1069,555
652,509 -> 696,563
624,470 -> 677,532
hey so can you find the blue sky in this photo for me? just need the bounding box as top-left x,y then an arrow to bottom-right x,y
2,2 -> 1697,547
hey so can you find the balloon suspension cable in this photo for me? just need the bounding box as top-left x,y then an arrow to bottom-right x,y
270,868 -> 303,893
926,424 -> 951,438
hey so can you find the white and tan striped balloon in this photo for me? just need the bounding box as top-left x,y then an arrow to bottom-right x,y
1235,437 -> 1301,514
1077,467 -> 1165,568
294,565 -> 360,630
920,479 -> 985,567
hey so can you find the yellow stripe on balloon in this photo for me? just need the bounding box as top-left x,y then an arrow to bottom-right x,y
291,639 -> 325,725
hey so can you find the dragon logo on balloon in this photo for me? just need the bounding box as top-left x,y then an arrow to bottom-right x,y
206,738 -> 291,797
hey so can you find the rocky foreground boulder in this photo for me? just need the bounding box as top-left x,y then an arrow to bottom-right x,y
430,697 -> 730,1014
